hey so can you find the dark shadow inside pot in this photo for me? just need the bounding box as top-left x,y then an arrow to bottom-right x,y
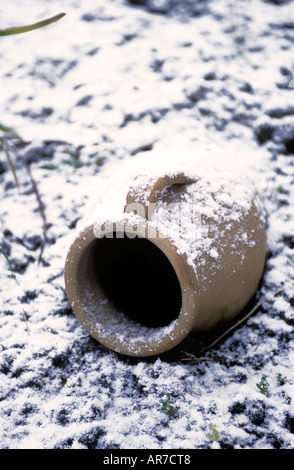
93,233 -> 182,328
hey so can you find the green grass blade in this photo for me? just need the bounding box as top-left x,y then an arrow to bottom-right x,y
0,123 -> 23,141
0,248 -> 17,281
0,12 -> 65,36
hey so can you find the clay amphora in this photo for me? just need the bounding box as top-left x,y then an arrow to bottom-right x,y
64,163 -> 266,357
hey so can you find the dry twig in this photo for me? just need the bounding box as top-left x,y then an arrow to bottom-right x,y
25,165 -> 48,264
182,287 -> 284,361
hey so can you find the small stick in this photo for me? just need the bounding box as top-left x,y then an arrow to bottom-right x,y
22,309 -> 30,335
181,287 -> 284,361
198,287 -> 284,355
25,165 -> 48,264
0,137 -> 20,192
181,357 -> 217,362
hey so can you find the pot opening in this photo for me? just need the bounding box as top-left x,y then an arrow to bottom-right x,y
93,233 -> 182,328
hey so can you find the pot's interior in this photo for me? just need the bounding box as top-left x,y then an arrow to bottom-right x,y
93,234 -> 182,328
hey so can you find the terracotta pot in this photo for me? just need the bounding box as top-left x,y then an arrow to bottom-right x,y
64,166 -> 266,357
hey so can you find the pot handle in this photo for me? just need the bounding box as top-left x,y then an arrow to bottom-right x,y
124,172 -> 196,220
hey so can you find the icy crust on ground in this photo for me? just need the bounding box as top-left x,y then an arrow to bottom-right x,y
0,0 -> 294,450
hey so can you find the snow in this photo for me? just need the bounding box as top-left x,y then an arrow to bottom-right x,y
0,0 -> 294,450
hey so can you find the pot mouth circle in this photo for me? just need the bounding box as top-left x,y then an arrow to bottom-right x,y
64,221 -> 198,356
93,234 -> 182,328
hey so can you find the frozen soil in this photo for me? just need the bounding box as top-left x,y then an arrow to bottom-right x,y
0,0 -> 294,449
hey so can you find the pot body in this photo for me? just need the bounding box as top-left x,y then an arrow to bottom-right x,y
64,164 -> 267,357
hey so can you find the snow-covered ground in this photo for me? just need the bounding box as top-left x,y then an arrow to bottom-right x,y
0,0 -> 294,449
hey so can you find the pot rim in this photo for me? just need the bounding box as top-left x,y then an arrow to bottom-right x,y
64,218 -> 199,357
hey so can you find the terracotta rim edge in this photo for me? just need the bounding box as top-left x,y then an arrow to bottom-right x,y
64,220 -> 199,357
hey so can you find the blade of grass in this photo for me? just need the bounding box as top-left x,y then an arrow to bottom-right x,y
0,137 -> 20,192
0,247 -> 17,282
0,123 -> 23,141
0,13 -> 65,36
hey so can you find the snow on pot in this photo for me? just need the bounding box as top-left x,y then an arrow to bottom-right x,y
64,152 -> 267,357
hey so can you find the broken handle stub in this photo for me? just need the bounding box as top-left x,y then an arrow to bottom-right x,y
124,172 -> 197,219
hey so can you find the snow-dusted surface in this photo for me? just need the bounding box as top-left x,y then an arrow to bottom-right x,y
1,0 -> 294,449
